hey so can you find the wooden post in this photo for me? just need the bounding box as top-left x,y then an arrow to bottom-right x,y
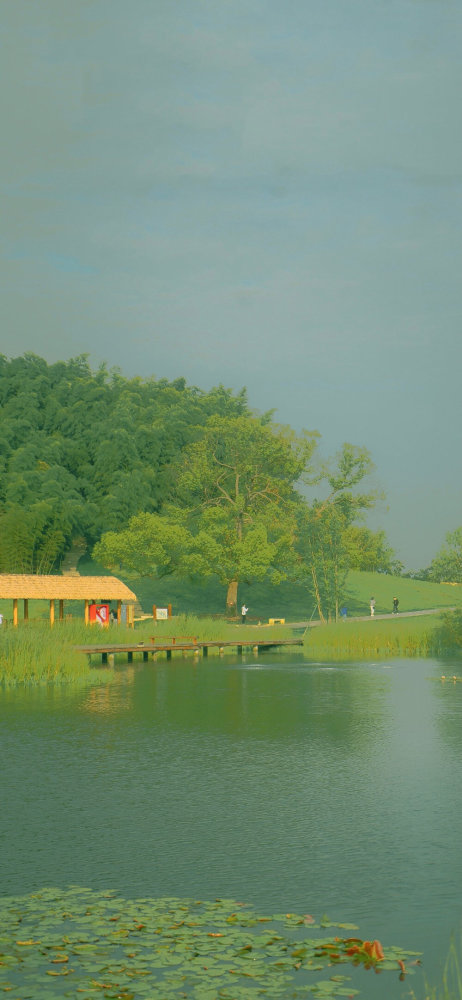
84,600 -> 89,625
59,600 -> 64,621
168,603 -> 172,618
117,600 -> 121,624
13,598 -> 18,627
49,600 -> 55,627
23,599 -> 29,622
152,605 -> 157,620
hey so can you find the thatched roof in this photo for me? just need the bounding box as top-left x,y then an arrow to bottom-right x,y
0,575 -> 137,601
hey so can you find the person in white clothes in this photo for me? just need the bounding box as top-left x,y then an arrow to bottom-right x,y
241,604 -> 248,623
370,597 -> 375,617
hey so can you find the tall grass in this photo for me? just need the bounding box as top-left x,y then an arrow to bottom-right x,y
303,616 -> 436,660
2,608 -> 454,685
0,615 -> 290,686
0,621 -> 111,686
411,935 -> 462,1000
144,613 -> 288,643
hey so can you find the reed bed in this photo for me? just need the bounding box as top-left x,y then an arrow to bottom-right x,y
144,613 -> 288,643
303,616 -> 436,660
0,621 -> 111,687
0,615 -> 290,685
411,935 -> 462,1000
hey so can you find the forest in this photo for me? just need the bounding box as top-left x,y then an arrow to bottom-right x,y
0,352 -> 449,621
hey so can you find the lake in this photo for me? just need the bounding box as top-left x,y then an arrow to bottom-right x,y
2,652 -> 462,997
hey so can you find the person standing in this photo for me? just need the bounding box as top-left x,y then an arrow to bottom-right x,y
370,597 -> 376,617
241,604 -> 248,624
393,597 -> 399,614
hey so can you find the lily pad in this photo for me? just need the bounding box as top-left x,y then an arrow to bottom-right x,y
0,886 -> 420,999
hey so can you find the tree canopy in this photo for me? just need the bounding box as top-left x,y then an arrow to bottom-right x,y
0,353 -> 247,571
423,527 -> 462,583
0,352 -> 400,617
95,414 -> 318,610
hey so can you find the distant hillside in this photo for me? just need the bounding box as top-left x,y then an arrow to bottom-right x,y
76,557 -> 462,621
344,571 -> 462,616
1,564 -> 458,625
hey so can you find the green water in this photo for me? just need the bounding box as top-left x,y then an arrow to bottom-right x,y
2,652 -> 462,997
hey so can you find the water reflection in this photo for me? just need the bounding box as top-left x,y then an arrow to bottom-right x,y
1,655 -> 462,1000
82,668 -> 136,715
128,654 -> 390,750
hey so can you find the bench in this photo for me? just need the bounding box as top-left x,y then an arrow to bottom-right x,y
150,635 -> 198,645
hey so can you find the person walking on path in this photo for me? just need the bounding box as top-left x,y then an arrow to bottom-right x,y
393,597 -> 399,614
241,604 -> 248,624
370,597 -> 376,617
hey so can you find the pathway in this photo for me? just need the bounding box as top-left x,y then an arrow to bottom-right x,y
290,607 -> 456,629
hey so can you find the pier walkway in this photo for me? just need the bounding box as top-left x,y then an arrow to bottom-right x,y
76,637 -> 304,665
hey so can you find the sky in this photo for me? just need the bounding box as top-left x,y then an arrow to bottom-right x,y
1,0 -> 461,569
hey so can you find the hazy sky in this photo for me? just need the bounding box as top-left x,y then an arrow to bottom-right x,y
1,0 -> 461,568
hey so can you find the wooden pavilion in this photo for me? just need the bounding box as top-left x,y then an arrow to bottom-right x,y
0,575 -> 137,627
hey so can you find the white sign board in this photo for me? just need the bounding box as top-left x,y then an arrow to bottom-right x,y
156,608 -> 168,620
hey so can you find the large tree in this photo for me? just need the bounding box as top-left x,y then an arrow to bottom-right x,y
95,413 -> 318,611
295,444 -> 378,622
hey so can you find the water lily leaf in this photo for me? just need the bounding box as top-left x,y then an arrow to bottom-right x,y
0,886 -> 419,999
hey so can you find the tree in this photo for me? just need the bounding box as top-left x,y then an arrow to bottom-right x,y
342,526 -> 401,574
95,414 -> 318,611
296,444 -> 378,622
424,527 -> 462,583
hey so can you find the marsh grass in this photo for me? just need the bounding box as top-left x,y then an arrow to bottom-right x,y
145,612 -> 288,643
303,616 -> 436,660
0,615 -> 290,685
0,621 -> 111,686
411,935 -> 462,1000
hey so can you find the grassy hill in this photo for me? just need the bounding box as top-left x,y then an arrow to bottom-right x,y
341,571 -> 462,617
75,558 -> 462,622
0,562 -> 460,627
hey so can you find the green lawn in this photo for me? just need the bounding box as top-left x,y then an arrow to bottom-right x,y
0,564 -> 460,627
343,571 -> 462,616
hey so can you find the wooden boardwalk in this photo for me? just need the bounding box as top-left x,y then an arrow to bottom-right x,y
76,637 -> 303,665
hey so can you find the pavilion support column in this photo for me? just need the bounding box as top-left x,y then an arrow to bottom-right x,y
84,600 -> 89,626
59,600 -> 64,621
49,600 -> 55,627
23,599 -> 29,622
13,599 -> 18,627
117,600 -> 121,625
